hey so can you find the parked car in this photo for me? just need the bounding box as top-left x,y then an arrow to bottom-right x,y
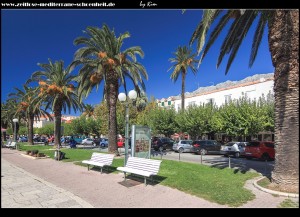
172,140 -> 193,153
190,140 -> 222,155
82,138 -> 95,146
220,141 -> 248,158
99,138 -> 109,148
244,141 -> 275,161
151,137 -> 174,151
73,136 -> 87,144
20,136 -> 28,142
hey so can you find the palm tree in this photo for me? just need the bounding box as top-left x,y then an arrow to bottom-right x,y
9,85 -> 52,145
27,59 -> 83,148
168,46 -> 198,111
82,104 -> 95,117
190,9 -> 299,192
73,24 -> 148,155
136,90 -> 148,112
1,100 -> 17,141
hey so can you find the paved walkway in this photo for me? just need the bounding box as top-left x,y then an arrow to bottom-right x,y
1,148 -> 298,208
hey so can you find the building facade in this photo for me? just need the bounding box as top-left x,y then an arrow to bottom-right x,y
157,73 -> 274,111
33,114 -> 79,128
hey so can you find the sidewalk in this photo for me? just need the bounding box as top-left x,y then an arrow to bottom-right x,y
1,148 -> 297,208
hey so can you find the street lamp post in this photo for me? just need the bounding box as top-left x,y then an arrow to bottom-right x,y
118,90 -> 137,166
13,118 -> 18,143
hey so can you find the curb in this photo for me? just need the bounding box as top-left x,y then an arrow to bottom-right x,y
253,176 -> 299,198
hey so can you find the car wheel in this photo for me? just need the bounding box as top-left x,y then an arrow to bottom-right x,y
261,153 -> 270,161
92,142 -> 96,147
159,146 -> 163,152
178,148 -> 184,153
100,143 -> 105,148
234,152 -> 240,158
199,149 -> 207,155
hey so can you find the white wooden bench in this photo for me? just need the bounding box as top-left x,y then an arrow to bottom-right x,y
117,157 -> 162,185
82,153 -> 114,174
6,141 -> 16,149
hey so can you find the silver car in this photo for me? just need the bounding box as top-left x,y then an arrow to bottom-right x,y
172,140 -> 193,153
220,142 -> 248,158
82,138 -> 95,146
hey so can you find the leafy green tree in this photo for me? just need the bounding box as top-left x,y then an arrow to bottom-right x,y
168,46 -> 198,111
190,9 -> 298,191
38,123 -> 55,136
27,59 -> 83,147
148,107 -> 176,137
73,24 -> 148,155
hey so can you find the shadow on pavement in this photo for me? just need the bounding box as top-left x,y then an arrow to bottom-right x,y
206,157 -> 274,177
118,174 -> 167,187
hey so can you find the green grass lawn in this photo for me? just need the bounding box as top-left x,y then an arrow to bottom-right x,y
278,199 -> 299,208
18,143 -> 258,207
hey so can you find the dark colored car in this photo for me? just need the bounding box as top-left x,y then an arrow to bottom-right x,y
244,141 -> 275,161
190,140 -> 222,155
151,137 -> 174,151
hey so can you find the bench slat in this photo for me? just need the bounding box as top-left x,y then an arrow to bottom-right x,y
117,157 -> 162,185
82,153 -> 114,173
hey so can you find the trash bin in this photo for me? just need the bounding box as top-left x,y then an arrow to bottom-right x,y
54,150 -> 65,160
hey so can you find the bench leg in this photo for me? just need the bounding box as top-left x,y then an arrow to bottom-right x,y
88,165 -> 89,171
144,177 -> 147,186
123,172 -> 126,181
101,167 -> 103,174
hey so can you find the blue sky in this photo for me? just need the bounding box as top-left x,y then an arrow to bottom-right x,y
1,10 -> 274,115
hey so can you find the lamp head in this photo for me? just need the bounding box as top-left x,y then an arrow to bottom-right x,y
13,118 -> 18,123
118,93 -> 126,102
128,90 -> 137,100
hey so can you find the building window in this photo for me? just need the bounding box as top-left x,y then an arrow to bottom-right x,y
168,101 -> 171,105
245,90 -> 256,101
224,95 -> 232,104
206,98 -> 214,105
188,101 -> 196,106
161,102 -> 164,106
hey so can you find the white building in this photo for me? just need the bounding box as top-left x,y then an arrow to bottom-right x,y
157,73 -> 274,111
33,114 -> 79,128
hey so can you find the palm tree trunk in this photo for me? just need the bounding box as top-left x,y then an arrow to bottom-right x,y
106,75 -> 119,155
28,114 -> 34,145
54,103 -> 62,148
268,10 -> 299,193
181,71 -> 186,111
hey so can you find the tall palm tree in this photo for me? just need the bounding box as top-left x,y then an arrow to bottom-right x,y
190,9 -> 299,192
168,46 -> 198,111
27,59 -> 83,148
73,24 -> 148,155
1,100 -> 17,141
82,104 -> 95,117
9,85 -> 52,145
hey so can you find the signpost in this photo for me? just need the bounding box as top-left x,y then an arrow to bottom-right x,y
131,125 -> 151,159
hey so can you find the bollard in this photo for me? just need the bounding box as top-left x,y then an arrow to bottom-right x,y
200,153 -> 203,164
265,160 -> 267,175
229,156 -> 231,168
